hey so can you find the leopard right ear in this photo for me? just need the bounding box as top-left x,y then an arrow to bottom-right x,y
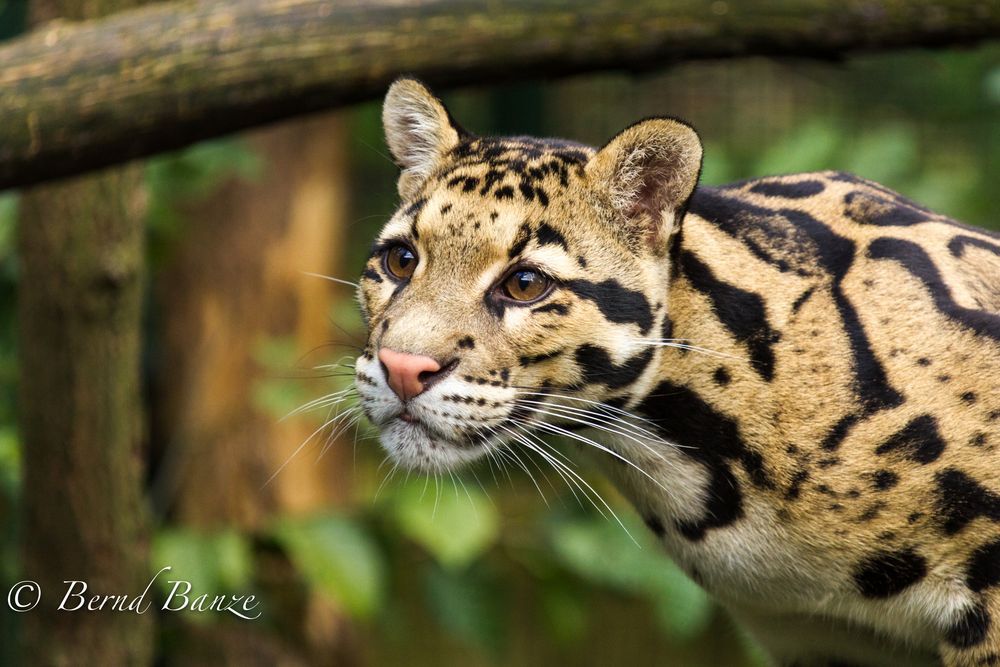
586,118 -> 703,255
383,78 -> 465,199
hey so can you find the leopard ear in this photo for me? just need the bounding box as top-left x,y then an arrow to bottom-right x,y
586,118 -> 703,254
383,78 -> 464,199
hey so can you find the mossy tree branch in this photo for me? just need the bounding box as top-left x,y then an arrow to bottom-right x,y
2,0 -> 999,190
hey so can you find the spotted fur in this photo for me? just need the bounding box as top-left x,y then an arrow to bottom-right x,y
354,79 -> 1000,667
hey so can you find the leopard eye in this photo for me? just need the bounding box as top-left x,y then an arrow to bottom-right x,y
384,244 -> 417,280
502,269 -> 551,302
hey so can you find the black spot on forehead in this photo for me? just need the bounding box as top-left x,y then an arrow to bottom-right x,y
535,221 -> 569,251
852,548 -> 927,598
573,344 -> 653,390
494,185 -> 515,200
508,221 -> 532,259
874,414 -> 945,464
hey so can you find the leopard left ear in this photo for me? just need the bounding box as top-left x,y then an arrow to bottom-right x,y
383,78 -> 465,199
586,118 -> 703,254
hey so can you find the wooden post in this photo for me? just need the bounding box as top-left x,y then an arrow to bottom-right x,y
16,0 -> 153,663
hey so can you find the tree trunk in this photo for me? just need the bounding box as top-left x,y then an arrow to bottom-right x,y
17,1 -> 153,665
149,112 -> 357,665
1,0 -> 998,190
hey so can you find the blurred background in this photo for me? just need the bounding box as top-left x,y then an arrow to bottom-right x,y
1,1 -> 998,663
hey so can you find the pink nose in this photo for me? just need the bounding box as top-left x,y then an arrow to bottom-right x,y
378,348 -> 444,401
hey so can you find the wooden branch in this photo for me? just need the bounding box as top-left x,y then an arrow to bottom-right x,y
3,0 -> 999,190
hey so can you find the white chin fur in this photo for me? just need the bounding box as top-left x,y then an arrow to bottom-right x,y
379,419 -> 488,473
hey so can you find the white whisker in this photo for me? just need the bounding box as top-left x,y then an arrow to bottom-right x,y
301,271 -> 359,288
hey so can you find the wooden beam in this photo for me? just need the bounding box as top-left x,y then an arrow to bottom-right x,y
3,0 -> 999,190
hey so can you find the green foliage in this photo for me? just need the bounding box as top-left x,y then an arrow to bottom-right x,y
271,513 -> 385,618
386,478 -> 500,569
422,562 -> 509,659
537,575 -> 590,645
152,528 -> 254,623
549,515 -> 712,639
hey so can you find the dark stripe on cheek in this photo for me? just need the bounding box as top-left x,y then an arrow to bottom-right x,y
362,268 -> 383,284
532,302 -> 569,316
519,349 -> 563,366
791,287 -> 815,313
573,345 -> 653,389
565,279 -> 653,335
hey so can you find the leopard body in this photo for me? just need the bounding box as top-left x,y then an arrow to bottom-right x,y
353,79 -> 1000,666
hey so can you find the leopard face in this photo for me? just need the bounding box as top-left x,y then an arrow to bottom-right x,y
354,79 -> 701,473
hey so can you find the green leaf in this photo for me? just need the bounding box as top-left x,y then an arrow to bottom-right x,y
388,478 -> 500,569
152,527 -> 254,624
272,513 -> 384,618
0,427 -> 19,493
422,563 -> 508,658
539,576 -> 589,646
550,515 -> 712,639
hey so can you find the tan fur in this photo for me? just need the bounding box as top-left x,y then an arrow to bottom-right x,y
354,80 -> 1000,667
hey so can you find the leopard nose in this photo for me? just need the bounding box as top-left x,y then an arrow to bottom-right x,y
377,348 -> 453,401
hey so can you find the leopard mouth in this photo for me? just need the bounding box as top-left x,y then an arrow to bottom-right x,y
377,416 -> 492,472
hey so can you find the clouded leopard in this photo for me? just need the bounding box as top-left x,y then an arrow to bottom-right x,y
351,78 -> 1000,667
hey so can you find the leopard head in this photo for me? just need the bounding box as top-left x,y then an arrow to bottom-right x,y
354,78 -> 702,472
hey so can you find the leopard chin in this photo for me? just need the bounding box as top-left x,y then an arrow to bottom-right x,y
376,417 -> 493,473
